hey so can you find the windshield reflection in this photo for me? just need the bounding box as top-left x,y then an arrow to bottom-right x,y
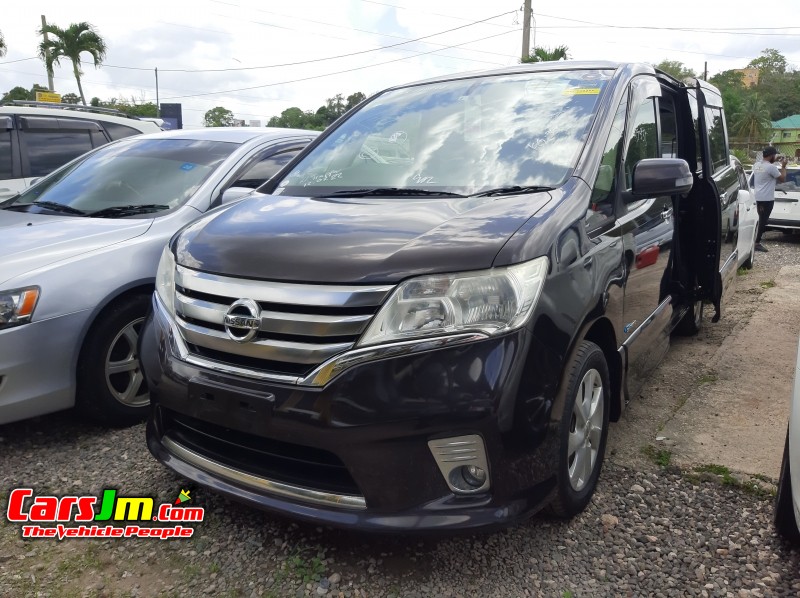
5,138 -> 237,216
276,70 -> 611,197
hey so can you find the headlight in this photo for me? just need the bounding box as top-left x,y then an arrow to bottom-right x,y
155,246 -> 176,317
358,257 -> 548,347
0,286 -> 40,330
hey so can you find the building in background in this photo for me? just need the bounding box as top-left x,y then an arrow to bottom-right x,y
770,115 -> 800,161
734,67 -> 760,88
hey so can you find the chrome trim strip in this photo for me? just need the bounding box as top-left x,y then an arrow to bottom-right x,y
622,296 -> 672,348
162,435 -> 367,510
176,265 -> 393,308
176,292 -> 372,337
176,318 -> 354,365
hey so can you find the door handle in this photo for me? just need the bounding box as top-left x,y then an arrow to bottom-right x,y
583,256 -> 594,269
661,208 -> 673,220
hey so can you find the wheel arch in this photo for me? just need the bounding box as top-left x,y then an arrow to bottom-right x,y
581,317 -> 624,422
73,278 -> 155,372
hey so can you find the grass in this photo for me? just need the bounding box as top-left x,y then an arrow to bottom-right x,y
737,266 -> 750,276
697,373 -> 718,385
760,280 -> 776,289
690,463 -> 776,499
642,444 -> 672,468
274,549 -> 327,586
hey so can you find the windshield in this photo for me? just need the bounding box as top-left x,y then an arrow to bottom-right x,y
4,138 -> 237,216
274,69 -> 611,197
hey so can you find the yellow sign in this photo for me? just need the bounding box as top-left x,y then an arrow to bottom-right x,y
35,91 -> 62,103
563,87 -> 601,96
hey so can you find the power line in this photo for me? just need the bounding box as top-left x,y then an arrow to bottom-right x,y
152,28 -> 520,101
95,9 -> 517,73
0,56 -> 38,65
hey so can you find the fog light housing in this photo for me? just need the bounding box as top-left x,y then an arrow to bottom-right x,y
428,434 -> 490,494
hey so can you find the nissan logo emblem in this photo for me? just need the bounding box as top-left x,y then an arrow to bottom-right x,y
223,298 -> 261,343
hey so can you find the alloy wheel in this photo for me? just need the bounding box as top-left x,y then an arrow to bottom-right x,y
567,368 -> 604,491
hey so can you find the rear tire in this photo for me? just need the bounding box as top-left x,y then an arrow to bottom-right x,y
775,430 -> 800,544
76,294 -> 151,427
674,300 -> 703,337
549,341 -> 610,518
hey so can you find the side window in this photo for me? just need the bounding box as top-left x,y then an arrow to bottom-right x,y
704,106 -> 728,173
90,128 -> 110,148
233,149 -> 301,189
0,124 -> 12,181
623,98 -> 658,192
22,128 -> 94,177
587,100 -> 627,231
103,122 -> 142,141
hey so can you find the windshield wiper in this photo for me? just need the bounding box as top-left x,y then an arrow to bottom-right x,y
28,201 -> 87,215
90,204 -> 170,218
471,185 -> 554,197
325,187 -> 465,198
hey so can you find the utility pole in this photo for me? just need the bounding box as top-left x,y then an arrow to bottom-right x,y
41,15 -> 54,92
703,62 -> 708,80
522,0 -> 532,62
155,67 -> 160,117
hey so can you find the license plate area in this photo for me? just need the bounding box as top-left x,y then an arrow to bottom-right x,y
188,378 -> 275,428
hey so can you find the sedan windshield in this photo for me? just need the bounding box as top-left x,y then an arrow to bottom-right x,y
274,69 -> 611,197
4,138 -> 237,217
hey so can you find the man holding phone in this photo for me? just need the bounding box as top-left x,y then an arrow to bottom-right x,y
752,146 -> 788,252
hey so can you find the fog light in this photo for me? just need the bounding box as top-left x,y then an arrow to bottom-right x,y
428,434 -> 490,494
463,465 -> 486,487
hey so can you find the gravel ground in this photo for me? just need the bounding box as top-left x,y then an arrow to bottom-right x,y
0,231 -> 799,598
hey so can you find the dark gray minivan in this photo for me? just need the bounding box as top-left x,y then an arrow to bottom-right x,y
141,61 -> 749,531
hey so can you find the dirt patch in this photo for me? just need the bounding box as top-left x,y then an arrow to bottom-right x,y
608,242 -> 800,480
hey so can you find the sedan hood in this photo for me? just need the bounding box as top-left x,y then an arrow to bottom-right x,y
175,192 -> 553,284
0,210 -> 152,286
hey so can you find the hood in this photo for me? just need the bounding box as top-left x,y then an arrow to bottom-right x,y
0,210 -> 152,286
174,192 -> 553,284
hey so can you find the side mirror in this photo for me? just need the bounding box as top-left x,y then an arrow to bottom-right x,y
220,186 -> 254,204
631,158 -> 693,197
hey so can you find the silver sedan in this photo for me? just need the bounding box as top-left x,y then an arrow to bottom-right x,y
0,127 -> 316,426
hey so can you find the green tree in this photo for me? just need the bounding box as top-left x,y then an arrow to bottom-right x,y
748,48 -> 787,77
654,60 -> 696,80
38,22 -> 107,106
0,30 -> 6,57
204,106 -> 235,127
345,92 -> 366,111
731,93 -> 772,153
521,45 -> 569,64
61,92 -> 80,104
1,86 -> 29,103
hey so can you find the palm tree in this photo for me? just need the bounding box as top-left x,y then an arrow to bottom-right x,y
731,94 -> 772,154
0,30 -> 7,58
521,45 -> 570,64
37,22 -> 107,105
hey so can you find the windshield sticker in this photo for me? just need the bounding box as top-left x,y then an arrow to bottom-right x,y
563,87 -> 601,96
387,131 -> 407,144
180,163 -> 196,171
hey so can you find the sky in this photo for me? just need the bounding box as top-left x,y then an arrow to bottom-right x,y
1,0 -> 799,128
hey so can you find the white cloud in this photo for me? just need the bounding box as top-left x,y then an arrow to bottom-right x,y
1,0 -> 798,127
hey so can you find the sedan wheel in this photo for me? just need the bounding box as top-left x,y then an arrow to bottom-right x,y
104,318 -> 149,407
77,294 -> 151,426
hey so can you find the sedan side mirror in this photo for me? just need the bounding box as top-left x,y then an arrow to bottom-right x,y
631,158 -> 693,197
221,186 -> 254,204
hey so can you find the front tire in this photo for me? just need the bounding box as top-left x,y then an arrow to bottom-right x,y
549,341 -> 611,518
76,294 -> 151,427
775,430 -> 800,544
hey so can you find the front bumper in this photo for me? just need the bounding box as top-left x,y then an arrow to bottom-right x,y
0,310 -> 89,424
142,295 -> 562,532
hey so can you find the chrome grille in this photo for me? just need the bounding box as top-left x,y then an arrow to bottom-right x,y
174,265 -> 393,377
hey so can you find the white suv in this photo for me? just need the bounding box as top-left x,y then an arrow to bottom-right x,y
0,101 -> 162,202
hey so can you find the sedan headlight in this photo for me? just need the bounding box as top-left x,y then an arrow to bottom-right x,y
358,257 -> 549,347
0,287 -> 40,330
155,246 -> 176,317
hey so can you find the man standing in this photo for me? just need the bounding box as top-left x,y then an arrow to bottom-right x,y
752,146 -> 787,252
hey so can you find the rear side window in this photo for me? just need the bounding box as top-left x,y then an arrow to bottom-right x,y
704,106 -> 728,174
22,128 -> 94,177
0,128 -> 11,181
103,122 -> 143,141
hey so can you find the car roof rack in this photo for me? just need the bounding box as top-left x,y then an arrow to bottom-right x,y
1,100 -> 144,120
